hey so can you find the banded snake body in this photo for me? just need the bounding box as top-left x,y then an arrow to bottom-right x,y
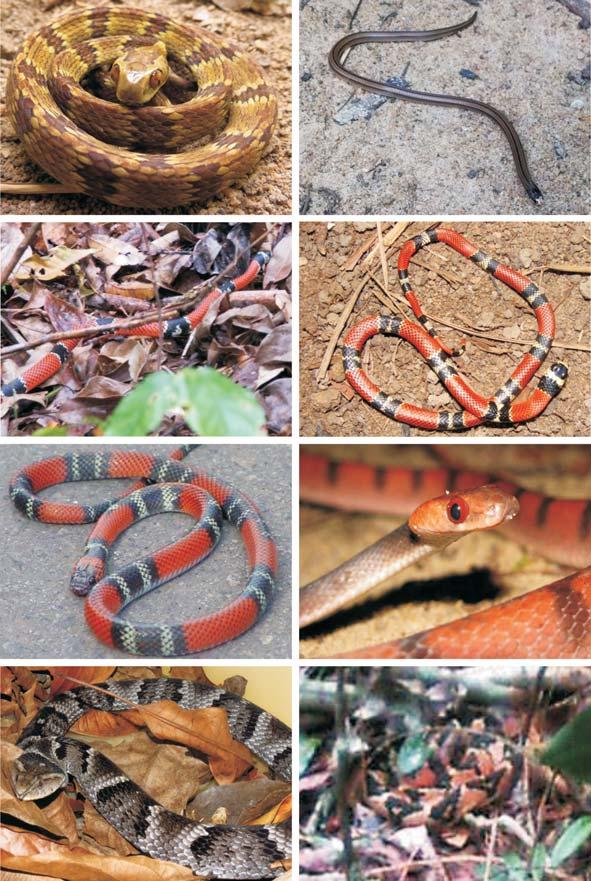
343,228 -> 568,431
300,453 -> 591,658
11,678 -> 291,878
329,11 -> 542,204
1,251 -> 269,398
7,8 -> 277,208
9,447 -> 278,656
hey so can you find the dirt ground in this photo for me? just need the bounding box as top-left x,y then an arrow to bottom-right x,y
299,443 -> 591,659
1,0 -> 291,215
299,0 -> 590,215
299,220 -> 591,437
0,443 -> 292,660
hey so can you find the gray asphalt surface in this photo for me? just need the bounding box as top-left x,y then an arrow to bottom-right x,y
0,444 -> 291,660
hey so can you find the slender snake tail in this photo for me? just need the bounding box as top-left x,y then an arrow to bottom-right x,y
328,12 -> 543,204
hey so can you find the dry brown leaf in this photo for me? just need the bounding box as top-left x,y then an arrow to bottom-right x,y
74,376 -> 130,400
48,668 -> 117,697
123,701 -> 254,783
104,281 -> 155,300
87,235 -> 145,268
14,247 -> 95,282
0,826 -> 196,881
265,234 -> 292,284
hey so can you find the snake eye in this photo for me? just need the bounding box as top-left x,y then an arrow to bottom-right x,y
447,496 -> 469,524
149,70 -> 162,89
111,63 -> 120,84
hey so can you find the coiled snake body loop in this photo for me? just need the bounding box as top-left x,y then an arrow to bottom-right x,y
343,228 -> 567,430
11,678 -> 291,878
7,7 -> 277,208
9,448 -> 278,656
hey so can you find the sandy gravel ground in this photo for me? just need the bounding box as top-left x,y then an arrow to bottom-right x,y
300,0 -> 590,215
1,0 -> 291,215
0,444 -> 292,660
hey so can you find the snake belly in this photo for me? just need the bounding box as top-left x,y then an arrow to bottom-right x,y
7,8 -> 277,208
9,449 -> 278,656
343,228 -> 567,430
12,679 -> 291,878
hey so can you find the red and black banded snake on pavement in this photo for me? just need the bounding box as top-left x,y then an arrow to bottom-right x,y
1,250 -> 270,398
300,452 -> 591,659
329,11 -> 543,204
8,446 -> 278,656
343,228 -> 568,431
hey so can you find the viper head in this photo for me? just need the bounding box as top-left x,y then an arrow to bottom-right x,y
11,749 -> 68,800
110,41 -> 170,105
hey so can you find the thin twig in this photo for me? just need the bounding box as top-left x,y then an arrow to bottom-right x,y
1,222 -> 41,285
140,222 -> 164,371
316,275 -> 369,382
1,182 -> 79,195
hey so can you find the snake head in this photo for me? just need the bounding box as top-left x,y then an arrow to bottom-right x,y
110,41 -> 170,105
409,484 -> 519,543
71,557 -> 104,596
11,749 -> 68,800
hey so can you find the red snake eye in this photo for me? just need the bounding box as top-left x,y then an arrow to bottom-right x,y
149,70 -> 162,89
447,496 -> 469,524
111,63 -> 120,84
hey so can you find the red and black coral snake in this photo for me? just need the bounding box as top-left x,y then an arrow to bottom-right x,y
1,251 -> 269,398
300,453 -> 591,659
9,447 -> 277,656
343,229 -> 567,430
329,12 -> 543,204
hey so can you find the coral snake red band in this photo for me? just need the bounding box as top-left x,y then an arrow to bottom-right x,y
343,229 -> 567,431
300,453 -> 591,659
9,447 -> 277,656
1,251 -> 270,398
329,12 -> 543,204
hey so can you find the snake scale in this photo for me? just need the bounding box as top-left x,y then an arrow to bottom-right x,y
7,7 -> 277,208
9,448 -> 278,655
11,678 -> 291,878
343,228 -> 567,430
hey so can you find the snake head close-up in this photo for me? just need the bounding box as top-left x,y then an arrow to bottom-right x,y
11,748 -> 68,800
110,41 -> 170,105
408,485 -> 520,543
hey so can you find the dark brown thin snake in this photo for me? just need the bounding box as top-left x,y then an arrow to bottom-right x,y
328,12 -> 543,204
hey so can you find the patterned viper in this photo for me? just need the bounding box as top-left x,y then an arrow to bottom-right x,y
7,7 -> 277,208
1,251 -> 269,398
11,678 -> 291,878
300,453 -> 591,658
343,228 -> 567,430
9,448 -> 278,655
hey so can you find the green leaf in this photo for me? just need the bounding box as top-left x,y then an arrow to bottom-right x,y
539,707 -> 591,783
32,426 -> 69,436
176,367 -> 266,436
530,843 -> 547,880
299,735 -> 321,776
102,371 -> 177,436
397,733 -> 430,775
550,816 -> 591,868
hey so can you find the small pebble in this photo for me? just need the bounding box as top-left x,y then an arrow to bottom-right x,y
301,70 -> 312,82
570,98 -> 585,110
554,141 -> 568,160
459,68 -> 478,80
